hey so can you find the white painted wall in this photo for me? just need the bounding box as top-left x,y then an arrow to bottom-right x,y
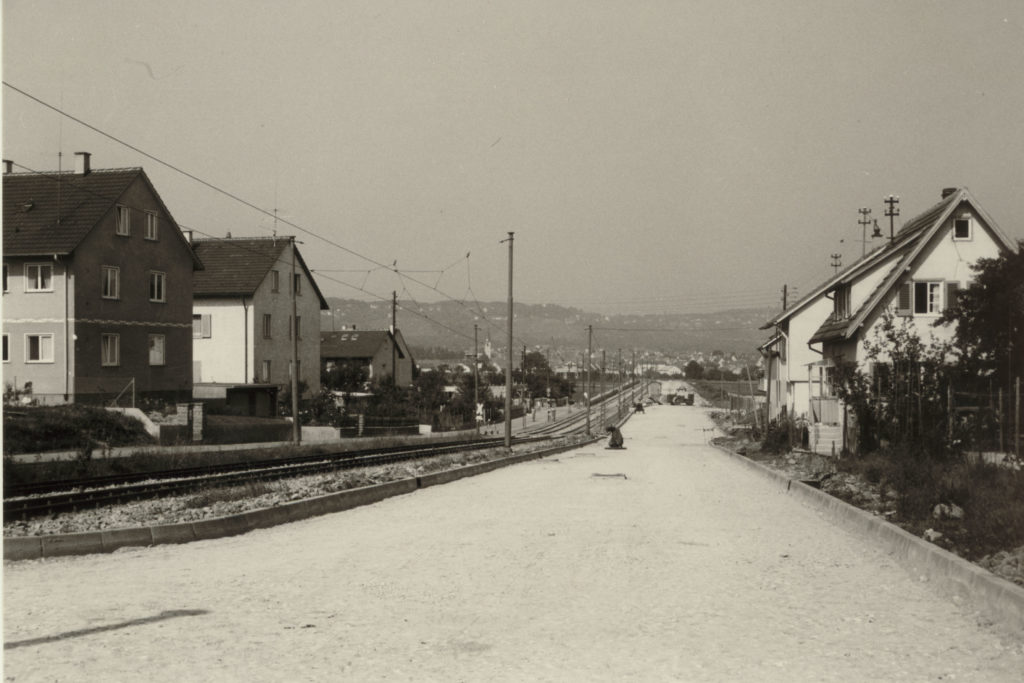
192,298 -> 252,384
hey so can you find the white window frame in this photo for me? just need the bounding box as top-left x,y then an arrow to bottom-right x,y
149,334 -> 166,366
913,281 -> 943,315
192,313 -> 212,339
102,265 -> 120,300
101,333 -> 120,367
261,360 -> 271,382
263,314 -> 272,339
953,216 -> 972,241
25,263 -> 54,292
271,270 -> 280,292
293,273 -> 302,296
25,333 -> 54,363
116,205 -> 131,236
149,271 -> 166,302
145,212 -> 159,240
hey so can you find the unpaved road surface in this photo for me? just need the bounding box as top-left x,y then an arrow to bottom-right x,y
5,405 -> 1023,681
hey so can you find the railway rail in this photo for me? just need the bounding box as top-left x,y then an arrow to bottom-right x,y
4,388 -> 639,521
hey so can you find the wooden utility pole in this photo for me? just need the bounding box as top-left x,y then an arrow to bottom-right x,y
504,232 -> 514,448
391,291 -> 397,386
474,323 -> 479,435
290,238 -> 300,444
586,325 -> 592,436
884,194 -> 900,241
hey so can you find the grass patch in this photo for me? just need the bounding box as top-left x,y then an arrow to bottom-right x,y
3,405 -> 153,455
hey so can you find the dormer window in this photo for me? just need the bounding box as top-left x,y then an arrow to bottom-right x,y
953,216 -> 972,240
834,285 -> 851,319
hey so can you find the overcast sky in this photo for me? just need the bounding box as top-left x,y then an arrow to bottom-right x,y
4,0 -> 1023,316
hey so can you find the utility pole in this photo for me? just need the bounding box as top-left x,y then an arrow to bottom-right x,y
290,237 -> 301,444
586,325 -> 593,435
504,232 -> 514,448
830,253 -> 842,273
884,194 -> 900,241
391,291 -> 397,386
522,344 -> 528,428
601,349 -> 607,426
617,348 -> 622,417
858,207 -> 873,257
474,323 -> 479,435
782,284 -> 788,311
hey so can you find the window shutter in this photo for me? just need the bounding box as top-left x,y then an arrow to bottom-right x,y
896,282 -> 912,316
945,281 -> 959,311
201,314 -> 212,338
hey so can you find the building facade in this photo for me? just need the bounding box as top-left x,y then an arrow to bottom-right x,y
2,154 -> 199,404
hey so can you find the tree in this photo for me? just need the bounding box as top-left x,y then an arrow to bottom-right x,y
684,360 -> 704,380
937,242 -> 1024,395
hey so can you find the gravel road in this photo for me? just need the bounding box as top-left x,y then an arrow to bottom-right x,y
4,405 -> 1023,681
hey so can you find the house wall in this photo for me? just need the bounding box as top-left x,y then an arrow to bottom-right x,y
778,295 -> 832,419
72,176 -> 194,402
853,211 -> 1007,365
1,256 -> 72,403
192,298 -> 252,383
250,242 -> 322,397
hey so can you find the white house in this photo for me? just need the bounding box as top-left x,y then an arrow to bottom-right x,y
762,187 -> 1017,452
191,236 -> 328,404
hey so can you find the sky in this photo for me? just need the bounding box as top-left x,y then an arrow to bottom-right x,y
4,0 -> 1023,317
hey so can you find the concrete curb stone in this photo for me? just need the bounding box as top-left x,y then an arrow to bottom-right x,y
713,443 -> 1024,634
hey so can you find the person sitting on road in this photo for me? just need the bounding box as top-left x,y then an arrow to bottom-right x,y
606,425 -> 624,449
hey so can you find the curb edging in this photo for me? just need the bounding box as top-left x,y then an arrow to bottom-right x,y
713,444 -> 1024,634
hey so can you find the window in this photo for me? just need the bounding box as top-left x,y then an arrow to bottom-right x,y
26,333 -> 54,363
25,264 -> 53,292
899,280 -> 950,316
2,263 -> 7,292
293,273 -> 302,295
270,270 -> 280,292
193,314 -> 212,339
289,315 -> 302,340
914,282 -> 942,315
149,334 -> 166,366
116,205 -> 131,235
261,360 -> 271,382
101,333 -> 120,366
833,286 -> 851,318
2,334 -> 8,362
145,212 -> 159,240
102,266 -> 120,299
953,217 -> 972,240
263,314 -> 272,338
149,271 -> 166,302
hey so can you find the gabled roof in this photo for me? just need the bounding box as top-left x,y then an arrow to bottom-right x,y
3,168 -> 198,268
191,236 -> 328,309
808,188 -> 1017,345
321,330 -> 404,360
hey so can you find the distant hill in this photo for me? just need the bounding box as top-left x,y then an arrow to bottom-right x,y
321,299 -> 777,358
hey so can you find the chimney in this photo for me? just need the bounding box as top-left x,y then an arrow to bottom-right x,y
2,160 -> 12,174
941,187 -> 958,199
74,152 -> 91,176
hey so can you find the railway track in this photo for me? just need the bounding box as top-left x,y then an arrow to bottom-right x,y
3,436 -> 546,520
4,388 -> 640,521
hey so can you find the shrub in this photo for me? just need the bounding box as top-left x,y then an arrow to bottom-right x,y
3,405 -> 152,455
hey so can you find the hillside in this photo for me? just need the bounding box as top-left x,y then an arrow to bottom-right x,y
321,299 -> 777,357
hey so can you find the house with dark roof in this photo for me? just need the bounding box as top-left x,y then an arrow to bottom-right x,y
760,187 -> 1017,453
190,236 -> 328,404
320,328 -> 414,387
2,154 -> 201,405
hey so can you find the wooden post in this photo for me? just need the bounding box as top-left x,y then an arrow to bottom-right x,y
999,387 -> 1004,453
947,382 -> 954,442
1016,377 -> 1020,460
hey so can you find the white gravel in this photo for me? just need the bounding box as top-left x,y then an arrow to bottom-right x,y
4,406 -> 1023,681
